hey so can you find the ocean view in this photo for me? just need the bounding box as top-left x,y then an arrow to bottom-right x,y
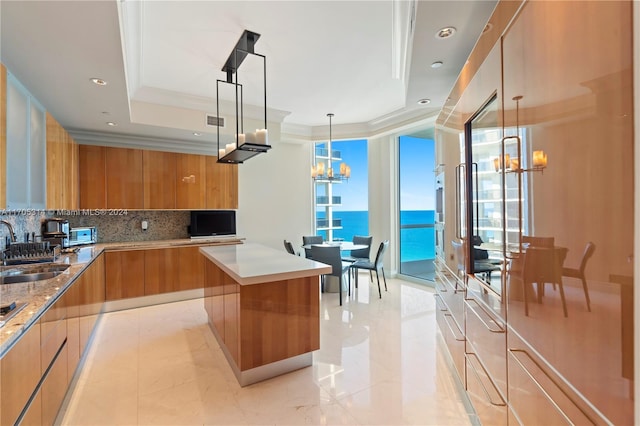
317,210 -> 436,262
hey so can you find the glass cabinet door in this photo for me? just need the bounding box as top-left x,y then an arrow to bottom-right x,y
466,95 -> 510,296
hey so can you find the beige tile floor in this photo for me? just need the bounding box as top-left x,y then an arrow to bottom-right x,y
57,273 -> 475,425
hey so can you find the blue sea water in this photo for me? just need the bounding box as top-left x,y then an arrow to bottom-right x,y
316,210 -> 435,262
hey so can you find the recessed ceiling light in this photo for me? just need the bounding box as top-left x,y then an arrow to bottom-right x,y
91,77 -> 108,86
193,132 -> 202,136
431,61 -> 444,69
106,121 -> 117,126
417,98 -> 431,105
435,27 -> 456,39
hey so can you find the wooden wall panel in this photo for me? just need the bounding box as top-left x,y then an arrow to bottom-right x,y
45,112 -> 64,209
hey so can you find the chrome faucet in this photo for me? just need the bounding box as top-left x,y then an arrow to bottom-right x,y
0,220 -> 17,243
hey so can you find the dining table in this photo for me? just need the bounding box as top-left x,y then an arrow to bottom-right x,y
301,241 -> 368,251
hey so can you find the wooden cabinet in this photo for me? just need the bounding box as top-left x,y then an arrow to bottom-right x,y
143,150 -> 176,209
105,250 -> 145,301
105,147 -> 144,209
144,248 -> 180,295
79,146 -> 237,210
1,322 -> 41,425
46,112 -> 79,209
65,278 -> 80,384
78,254 -> 105,353
176,153 -> 207,209
79,144 -> 107,209
117,246 -> 207,298
206,155 -> 238,209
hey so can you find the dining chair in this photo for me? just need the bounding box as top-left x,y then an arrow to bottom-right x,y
302,235 -> 324,258
350,240 -> 389,299
452,239 -> 500,282
311,245 -> 351,305
283,240 -> 296,255
341,235 -> 373,281
562,241 -> 595,312
520,246 -> 568,317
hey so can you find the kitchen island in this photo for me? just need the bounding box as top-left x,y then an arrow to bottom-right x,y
199,243 -> 331,386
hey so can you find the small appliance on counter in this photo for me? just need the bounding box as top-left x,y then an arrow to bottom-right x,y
69,227 -> 97,246
42,218 -> 70,248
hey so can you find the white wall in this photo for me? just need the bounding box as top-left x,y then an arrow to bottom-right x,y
236,139 -> 313,253
367,134 -> 398,275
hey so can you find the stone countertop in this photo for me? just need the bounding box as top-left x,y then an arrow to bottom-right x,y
200,242 -> 331,285
0,237 -> 243,356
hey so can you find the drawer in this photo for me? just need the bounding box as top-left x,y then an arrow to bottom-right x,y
435,269 -> 465,327
466,353 -> 507,426
435,303 -> 465,381
465,297 -> 507,396
507,331 -> 606,425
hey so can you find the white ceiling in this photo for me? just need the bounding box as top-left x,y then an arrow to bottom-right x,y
0,0 -> 497,147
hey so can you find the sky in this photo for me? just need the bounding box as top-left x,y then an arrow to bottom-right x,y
324,135 -> 435,211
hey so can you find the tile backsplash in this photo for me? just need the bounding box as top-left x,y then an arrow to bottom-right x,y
62,211 -> 191,243
0,210 -> 191,247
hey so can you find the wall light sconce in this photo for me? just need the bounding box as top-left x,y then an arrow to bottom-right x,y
216,30 -> 271,164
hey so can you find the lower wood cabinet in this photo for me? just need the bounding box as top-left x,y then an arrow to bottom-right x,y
0,254 -> 105,426
107,246 -> 207,301
0,322 -> 41,425
105,250 -> 145,300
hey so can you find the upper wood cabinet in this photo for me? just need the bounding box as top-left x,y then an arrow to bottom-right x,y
206,155 -> 238,209
105,147 -> 144,209
46,113 -> 78,210
176,153 -> 207,209
143,150 -> 176,209
79,144 -> 107,209
79,145 -> 238,210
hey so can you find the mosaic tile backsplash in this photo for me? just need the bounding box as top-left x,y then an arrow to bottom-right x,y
0,210 -> 190,247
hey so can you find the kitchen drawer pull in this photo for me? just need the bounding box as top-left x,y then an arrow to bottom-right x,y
434,294 -> 448,312
467,353 -> 506,407
508,349 -> 597,425
465,298 -> 505,333
443,313 -> 465,342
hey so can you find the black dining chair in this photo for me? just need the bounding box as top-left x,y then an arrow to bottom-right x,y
302,235 -> 324,258
341,235 -> 373,281
283,240 -> 296,255
311,244 -> 351,305
350,240 -> 389,299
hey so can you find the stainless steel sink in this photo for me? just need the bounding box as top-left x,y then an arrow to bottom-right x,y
0,264 -> 70,284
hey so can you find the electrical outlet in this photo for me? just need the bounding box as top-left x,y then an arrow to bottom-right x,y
141,220 -> 148,231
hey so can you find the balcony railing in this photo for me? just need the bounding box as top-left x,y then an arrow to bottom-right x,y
316,196 -> 342,205
316,218 -> 343,229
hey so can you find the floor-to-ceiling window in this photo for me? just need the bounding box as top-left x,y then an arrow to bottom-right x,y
398,135 -> 436,281
313,139 -> 368,241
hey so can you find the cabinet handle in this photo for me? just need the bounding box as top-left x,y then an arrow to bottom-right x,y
443,313 -> 465,342
465,298 -> 505,333
508,349 -> 597,425
434,279 -> 448,293
466,353 -> 506,407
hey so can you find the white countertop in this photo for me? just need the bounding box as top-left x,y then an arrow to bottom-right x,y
199,242 -> 332,285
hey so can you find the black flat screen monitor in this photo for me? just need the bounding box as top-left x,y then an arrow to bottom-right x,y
189,210 -> 236,237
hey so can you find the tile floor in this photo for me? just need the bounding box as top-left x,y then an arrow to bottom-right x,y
57,273 -> 475,425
